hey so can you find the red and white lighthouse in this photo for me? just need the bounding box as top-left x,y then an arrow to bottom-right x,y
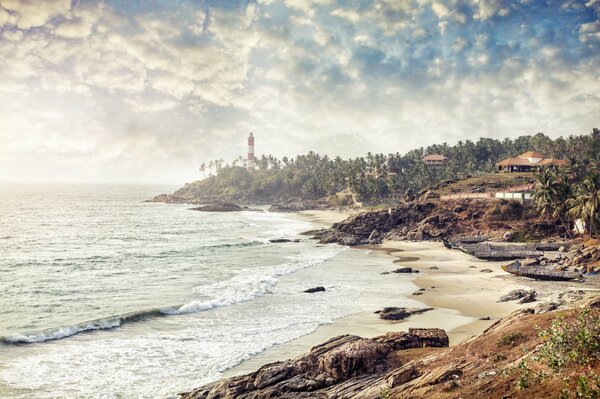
247,132 -> 255,170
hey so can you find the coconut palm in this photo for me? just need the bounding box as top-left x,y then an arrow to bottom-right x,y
567,173 -> 600,237
533,168 -> 558,225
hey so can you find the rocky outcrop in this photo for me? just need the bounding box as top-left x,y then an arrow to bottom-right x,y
190,203 -> 244,212
314,197 -> 549,247
499,289 -> 537,304
179,328 -> 449,399
317,201 -> 447,246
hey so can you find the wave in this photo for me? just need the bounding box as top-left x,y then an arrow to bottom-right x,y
3,248 -> 342,345
180,251 -> 339,313
1,307 -> 178,345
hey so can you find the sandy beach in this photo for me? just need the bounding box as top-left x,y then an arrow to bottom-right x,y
226,210 -> 588,378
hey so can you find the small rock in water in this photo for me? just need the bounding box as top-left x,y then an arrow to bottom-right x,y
381,272 -> 391,275
418,288 -> 426,291
479,316 -> 491,320
392,267 -> 418,273
269,238 -> 292,243
304,286 -> 326,293
412,291 -> 423,296
469,265 -> 477,268
480,269 -> 493,273
429,266 -> 439,270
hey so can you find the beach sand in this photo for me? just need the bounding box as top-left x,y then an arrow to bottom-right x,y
296,209 -> 352,226
226,211 -> 585,377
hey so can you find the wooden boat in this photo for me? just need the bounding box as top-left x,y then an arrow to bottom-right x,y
502,261 -> 582,281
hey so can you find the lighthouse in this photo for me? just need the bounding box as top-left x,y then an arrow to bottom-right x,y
247,132 -> 255,170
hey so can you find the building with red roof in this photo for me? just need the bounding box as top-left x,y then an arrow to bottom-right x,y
496,151 -> 567,173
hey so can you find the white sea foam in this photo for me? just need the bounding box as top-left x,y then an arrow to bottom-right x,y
3,319 -> 121,344
180,249 -> 341,314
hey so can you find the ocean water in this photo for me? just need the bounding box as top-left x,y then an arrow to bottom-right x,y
0,183 -> 416,398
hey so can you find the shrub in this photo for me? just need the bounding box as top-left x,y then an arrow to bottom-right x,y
537,308 -> 600,372
498,331 -> 525,347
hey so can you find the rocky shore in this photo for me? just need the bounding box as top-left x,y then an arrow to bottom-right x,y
180,296 -> 599,399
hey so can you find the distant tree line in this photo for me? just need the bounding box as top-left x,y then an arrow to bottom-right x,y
189,129 -> 600,204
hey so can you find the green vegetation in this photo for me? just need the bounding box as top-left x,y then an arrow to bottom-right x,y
537,308 -> 600,372
185,129 -> 599,204
559,374 -> 600,399
498,331 -> 526,347
517,359 -> 531,389
533,167 -> 600,238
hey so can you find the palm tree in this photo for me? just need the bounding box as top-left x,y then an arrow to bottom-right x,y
568,173 -> 600,237
533,168 -> 558,226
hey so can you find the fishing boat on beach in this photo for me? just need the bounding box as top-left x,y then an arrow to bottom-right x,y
502,260 -> 582,281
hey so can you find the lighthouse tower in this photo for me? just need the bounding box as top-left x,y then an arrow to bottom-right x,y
247,132 -> 255,170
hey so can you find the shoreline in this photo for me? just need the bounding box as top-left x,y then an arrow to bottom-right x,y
225,210 -> 590,379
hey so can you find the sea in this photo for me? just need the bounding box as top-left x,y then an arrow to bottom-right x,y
0,183 -> 416,398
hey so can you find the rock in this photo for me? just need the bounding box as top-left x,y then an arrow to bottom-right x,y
479,316 -> 491,320
368,229 -> 380,241
380,272 -> 391,275
430,266 -> 439,269
386,364 -> 417,387
413,364 -> 463,388
412,291 -> 424,296
499,289 -> 536,303
392,267 -> 418,273
518,291 -> 537,303
502,231 -> 514,241
269,238 -> 292,243
535,302 -> 559,314
180,329 -> 451,399
480,269 -> 493,273
477,370 -> 497,379
190,202 -> 243,212
378,307 -> 412,320
469,265 -> 477,268
304,286 -> 326,293
418,288 -> 426,291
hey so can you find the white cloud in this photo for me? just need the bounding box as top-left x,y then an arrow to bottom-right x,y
0,0 -> 71,29
330,8 -> 360,22
2,29 -> 23,41
431,1 -> 451,18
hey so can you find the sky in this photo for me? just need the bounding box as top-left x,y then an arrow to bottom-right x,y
0,0 -> 598,184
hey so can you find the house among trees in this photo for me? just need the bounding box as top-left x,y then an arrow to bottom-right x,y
496,151 -> 567,173
422,154 -> 449,167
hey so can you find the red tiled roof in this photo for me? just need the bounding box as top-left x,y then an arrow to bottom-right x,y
422,154 -> 448,161
496,157 -> 535,166
518,151 -> 545,159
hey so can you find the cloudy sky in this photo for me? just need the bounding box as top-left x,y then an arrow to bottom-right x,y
0,0 -> 598,184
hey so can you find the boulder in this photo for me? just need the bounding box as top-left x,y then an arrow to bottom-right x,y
499,289 -> 536,303
392,267 -> 418,273
304,286 -> 326,293
377,307 -> 412,320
